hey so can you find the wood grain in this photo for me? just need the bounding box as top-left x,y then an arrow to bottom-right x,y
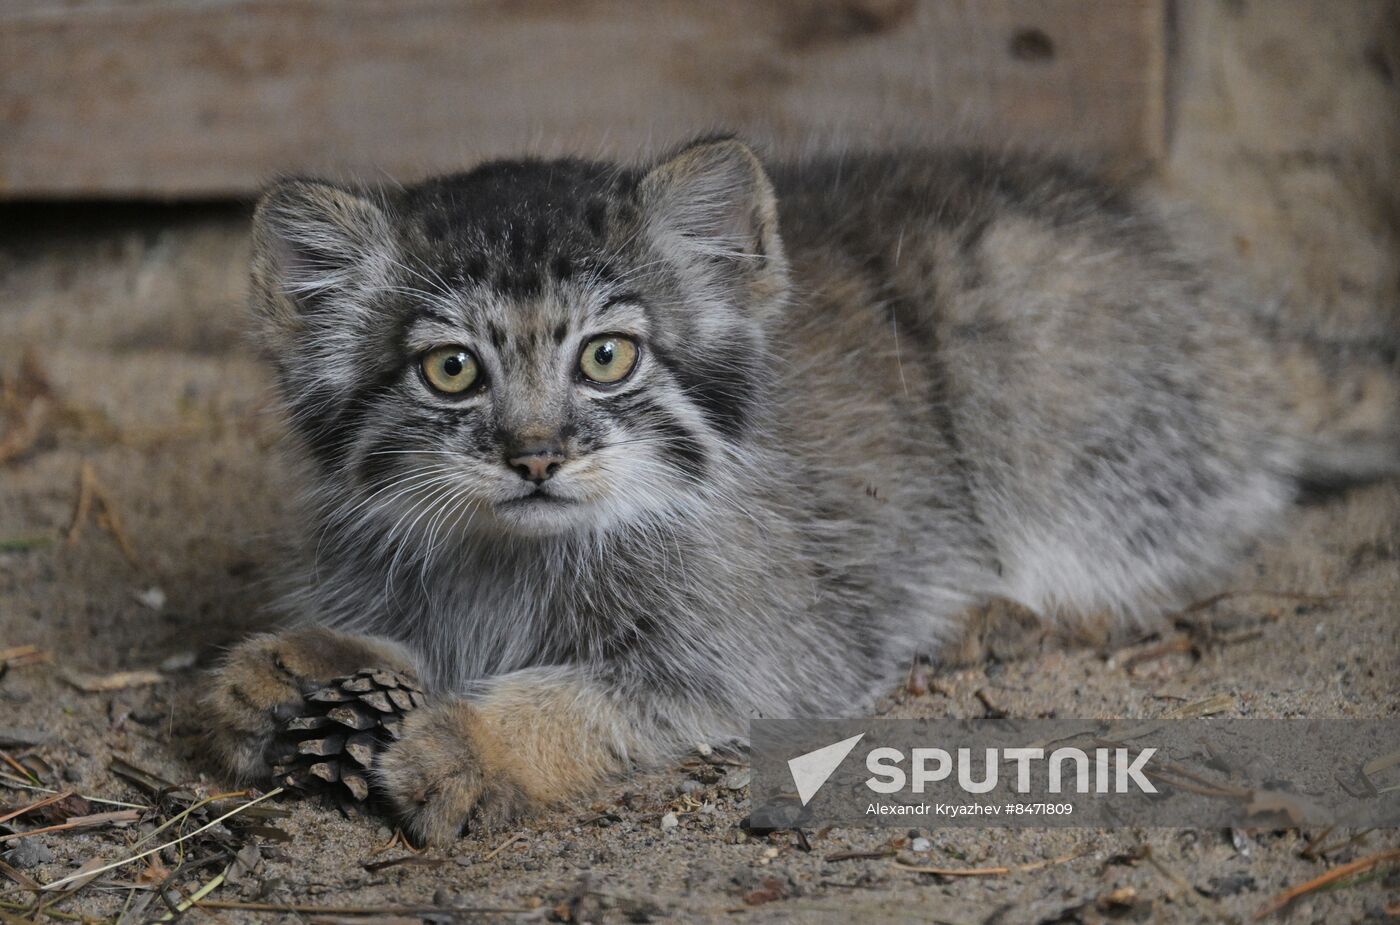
0,0 -> 1166,198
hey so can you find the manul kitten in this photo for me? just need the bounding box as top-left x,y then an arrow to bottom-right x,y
207,138 -> 1399,844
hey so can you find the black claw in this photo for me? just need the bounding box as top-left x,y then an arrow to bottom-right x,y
271,700 -> 307,722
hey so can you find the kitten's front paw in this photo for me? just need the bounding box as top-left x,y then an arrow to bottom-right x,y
376,701 -> 535,847
204,628 -> 416,782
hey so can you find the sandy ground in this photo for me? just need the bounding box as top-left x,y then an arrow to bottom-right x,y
1,2 -> 1398,922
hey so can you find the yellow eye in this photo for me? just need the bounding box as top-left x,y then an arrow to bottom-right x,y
420,346 -> 479,395
579,335 -> 639,384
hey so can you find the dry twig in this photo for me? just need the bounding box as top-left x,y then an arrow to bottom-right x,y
0,645 -> 48,669
0,858 -> 42,892
1253,847 -> 1400,920
39,789 -> 282,892
481,832 -> 525,862
0,810 -> 141,843
361,855 -> 445,873
195,899 -> 530,916
1163,693 -> 1236,719
892,849 -> 1084,877
0,774 -> 147,810
63,670 -> 166,693
152,867 -> 228,923
64,461 -> 140,567
0,351 -> 52,465
0,790 -> 77,826
825,848 -> 895,863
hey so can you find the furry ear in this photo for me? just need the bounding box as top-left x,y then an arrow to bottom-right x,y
250,179 -> 395,335
638,137 -> 787,300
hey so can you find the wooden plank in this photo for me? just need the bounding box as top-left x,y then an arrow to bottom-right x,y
0,0 -> 1165,198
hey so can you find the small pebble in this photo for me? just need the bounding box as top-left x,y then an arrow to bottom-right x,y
135,586 -> 167,611
0,727 -> 47,748
660,812 -> 679,832
911,837 -> 932,852
722,769 -> 751,790
679,779 -> 704,794
159,651 -> 198,673
3,839 -> 53,869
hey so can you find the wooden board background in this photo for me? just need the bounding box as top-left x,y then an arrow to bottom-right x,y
0,0 -> 1166,199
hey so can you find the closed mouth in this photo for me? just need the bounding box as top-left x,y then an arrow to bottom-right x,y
499,489 -> 572,507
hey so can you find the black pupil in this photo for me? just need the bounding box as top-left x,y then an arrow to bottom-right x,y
594,343 -> 614,366
442,354 -> 464,377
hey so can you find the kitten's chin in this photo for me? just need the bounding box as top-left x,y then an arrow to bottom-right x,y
489,494 -> 594,536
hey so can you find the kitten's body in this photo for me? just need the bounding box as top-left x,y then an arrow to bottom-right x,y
209,141 -> 1398,844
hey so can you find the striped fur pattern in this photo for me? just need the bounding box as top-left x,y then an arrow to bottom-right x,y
209,138 -> 1398,843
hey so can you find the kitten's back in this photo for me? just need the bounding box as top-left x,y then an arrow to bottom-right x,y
769,148 -> 1397,618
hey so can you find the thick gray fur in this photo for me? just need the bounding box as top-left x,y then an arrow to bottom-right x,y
246,138 -> 1398,768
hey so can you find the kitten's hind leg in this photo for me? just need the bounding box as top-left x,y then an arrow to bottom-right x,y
1279,332 -> 1400,489
993,462 -> 1296,624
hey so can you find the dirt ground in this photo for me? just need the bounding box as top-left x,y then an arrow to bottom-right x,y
1,2 -> 1398,923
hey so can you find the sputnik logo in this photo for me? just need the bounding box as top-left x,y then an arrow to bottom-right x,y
788,732 -> 865,805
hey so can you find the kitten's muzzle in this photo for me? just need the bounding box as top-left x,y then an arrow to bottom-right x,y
507,446 -> 567,484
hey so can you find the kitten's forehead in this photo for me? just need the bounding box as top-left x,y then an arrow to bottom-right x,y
405,158 -> 637,273
395,158 -> 653,348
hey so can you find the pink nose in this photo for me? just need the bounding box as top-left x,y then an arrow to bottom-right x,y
508,450 -> 565,483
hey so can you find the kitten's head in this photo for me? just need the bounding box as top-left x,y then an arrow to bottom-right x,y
251,138 -> 788,538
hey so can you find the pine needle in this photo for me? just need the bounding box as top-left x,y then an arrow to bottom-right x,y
0,789 -> 76,825
0,810 -> 141,843
1253,848 -> 1400,919
153,867 -> 228,922
0,773 -> 149,810
195,899 -> 531,915
39,788 -> 283,892
131,790 -> 251,849
892,849 -> 1085,877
